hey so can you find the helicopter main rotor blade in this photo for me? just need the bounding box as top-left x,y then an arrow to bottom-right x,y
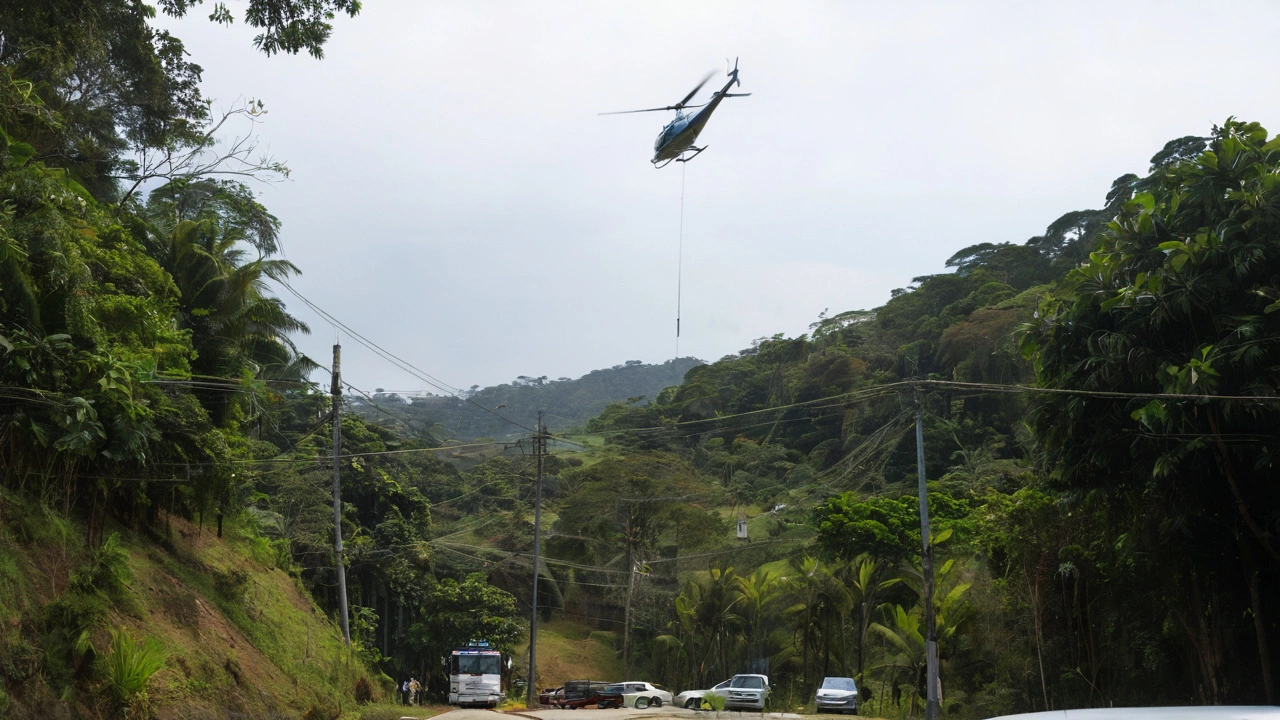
598,106 -> 677,116
598,103 -> 705,116
677,71 -> 717,108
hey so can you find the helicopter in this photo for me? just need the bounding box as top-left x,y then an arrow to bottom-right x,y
601,58 -> 750,168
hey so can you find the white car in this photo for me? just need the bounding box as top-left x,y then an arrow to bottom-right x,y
815,676 -> 858,714
676,679 -> 729,710
618,681 -> 673,708
675,674 -> 770,711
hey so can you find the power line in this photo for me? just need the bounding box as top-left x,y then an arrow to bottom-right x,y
277,279 -> 535,432
554,377 -> 1280,442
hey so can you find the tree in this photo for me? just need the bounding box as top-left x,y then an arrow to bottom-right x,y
406,574 -> 522,696
1024,118 -> 1280,703
782,557 -> 850,688
157,0 -> 361,58
813,494 -> 922,564
142,181 -> 313,391
0,0 -> 355,201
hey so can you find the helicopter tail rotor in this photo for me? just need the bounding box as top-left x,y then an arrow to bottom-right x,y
726,56 -> 741,87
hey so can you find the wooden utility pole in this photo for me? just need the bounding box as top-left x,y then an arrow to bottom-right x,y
332,343 -> 351,646
526,412 -> 545,706
915,395 -> 939,720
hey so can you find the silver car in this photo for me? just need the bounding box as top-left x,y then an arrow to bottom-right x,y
723,674 -> 769,710
815,676 -> 858,714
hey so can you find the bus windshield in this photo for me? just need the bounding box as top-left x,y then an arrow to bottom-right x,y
453,654 -> 502,675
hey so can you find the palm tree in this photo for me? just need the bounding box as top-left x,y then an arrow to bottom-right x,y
696,567 -> 743,683
140,181 -> 315,420
846,554 -> 900,684
735,567 -> 782,674
783,557 -> 850,690
871,604 -> 926,714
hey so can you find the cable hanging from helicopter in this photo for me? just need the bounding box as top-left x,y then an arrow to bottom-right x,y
600,59 -> 750,358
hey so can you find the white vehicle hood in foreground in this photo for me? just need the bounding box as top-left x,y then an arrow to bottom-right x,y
989,708 -> 1280,720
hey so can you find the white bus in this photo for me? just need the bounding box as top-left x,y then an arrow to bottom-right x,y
447,644 -> 504,707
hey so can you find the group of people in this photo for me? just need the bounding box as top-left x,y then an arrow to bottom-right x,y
400,677 -> 425,706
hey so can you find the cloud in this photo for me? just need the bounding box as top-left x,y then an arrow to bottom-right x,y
155,0 -> 1280,390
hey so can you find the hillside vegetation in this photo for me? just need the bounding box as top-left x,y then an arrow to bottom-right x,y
2,2 -> 1279,719
467,122 -> 1280,716
0,489 -> 378,719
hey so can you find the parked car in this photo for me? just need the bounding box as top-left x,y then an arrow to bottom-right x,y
556,680 -> 624,709
815,676 -> 858,714
618,681 -> 673,708
596,683 -> 627,709
675,674 -> 770,711
723,675 -> 769,711
537,686 -> 563,706
675,679 -> 729,709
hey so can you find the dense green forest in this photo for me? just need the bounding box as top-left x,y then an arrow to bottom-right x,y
2,2 -> 1279,719
537,122 -> 1280,715
349,357 -> 702,441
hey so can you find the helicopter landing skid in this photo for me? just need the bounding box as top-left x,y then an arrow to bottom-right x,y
652,146 -> 707,169
677,146 -> 706,163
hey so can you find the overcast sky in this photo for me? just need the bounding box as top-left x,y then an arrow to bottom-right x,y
158,1 -> 1280,396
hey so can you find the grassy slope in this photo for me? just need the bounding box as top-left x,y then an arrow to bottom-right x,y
0,493 -> 387,720
518,619 -> 623,689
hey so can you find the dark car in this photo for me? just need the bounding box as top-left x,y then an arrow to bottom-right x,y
557,680 -> 624,709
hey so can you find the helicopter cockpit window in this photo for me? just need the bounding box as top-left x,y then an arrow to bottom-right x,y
655,125 -> 674,151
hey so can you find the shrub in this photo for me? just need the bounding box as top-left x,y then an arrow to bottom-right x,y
70,532 -> 130,597
354,676 -> 373,704
101,627 -> 166,716
212,567 -> 249,602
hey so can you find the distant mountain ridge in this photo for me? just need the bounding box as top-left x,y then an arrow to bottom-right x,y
353,357 -> 703,440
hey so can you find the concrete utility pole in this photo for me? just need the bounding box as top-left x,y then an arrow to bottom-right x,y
526,412 -> 545,706
332,343 -> 351,646
623,541 -> 636,681
915,395 -> 939,720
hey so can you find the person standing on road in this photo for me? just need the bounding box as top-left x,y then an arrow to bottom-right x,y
410,678 -> 421,706
401,679 -> 411,705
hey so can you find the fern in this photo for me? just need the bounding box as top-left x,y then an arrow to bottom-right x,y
101,627 -> 166,704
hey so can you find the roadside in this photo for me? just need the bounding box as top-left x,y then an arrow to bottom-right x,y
388,705 -> 880,720
348,703 -> 450,720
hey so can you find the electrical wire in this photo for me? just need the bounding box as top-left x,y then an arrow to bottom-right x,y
277,279 -> 535,432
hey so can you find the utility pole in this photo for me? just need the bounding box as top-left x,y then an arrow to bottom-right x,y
623,532 -> 636,681
332,343 -> 351,646
526,412 -> 545,706
915,392 -> 939,720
